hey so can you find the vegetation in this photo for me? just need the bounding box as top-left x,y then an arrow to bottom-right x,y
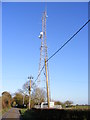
2,106 -> 11,115
64,100 -> 73,107
8,79 -> 46,108
1,80 -> 89,120
72,105 -> 88,109
54,101 -> 63,105
32,87 -> 46,105
0,92 -> 12,115
2,91 -> 12,109
21,108 -> 89,120
20,108 -> 27,115
54,100 -> 73,108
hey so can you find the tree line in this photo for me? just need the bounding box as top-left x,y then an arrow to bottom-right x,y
1,80 -> 46,109
1,80 -> 73,109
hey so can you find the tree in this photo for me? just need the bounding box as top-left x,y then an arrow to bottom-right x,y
14,79 -> 46,108
19,80 -> 36,108
2,91 -> 12,108
22,80 -> 36,95
64,100 -> 73,107
32,87 -> 46,105
13,92 -> 23,107
18,89 -> 27,106
54,101 -> 63,105
13,91 -> 29,108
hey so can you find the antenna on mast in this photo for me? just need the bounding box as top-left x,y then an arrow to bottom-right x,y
37,8 -> 51,107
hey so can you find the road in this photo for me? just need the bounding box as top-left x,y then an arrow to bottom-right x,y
1,108 -> 21,120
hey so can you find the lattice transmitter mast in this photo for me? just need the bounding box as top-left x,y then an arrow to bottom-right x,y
38,10 -> 50,108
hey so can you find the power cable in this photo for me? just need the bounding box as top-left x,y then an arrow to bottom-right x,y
33,19 -> 90,86
32,65 -> 45,86
47,19 -> 90,62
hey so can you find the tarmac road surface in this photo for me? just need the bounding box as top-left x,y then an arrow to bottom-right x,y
1,108 -> 21,120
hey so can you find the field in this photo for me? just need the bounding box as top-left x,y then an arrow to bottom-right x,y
20,107 -> 89,120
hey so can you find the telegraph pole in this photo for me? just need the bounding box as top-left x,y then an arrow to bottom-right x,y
23,95 -> 24,106
28,76 -> 33,110
45,58 -> 50,108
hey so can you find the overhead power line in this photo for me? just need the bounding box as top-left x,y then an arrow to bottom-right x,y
33,19 -> 90,86
32,65 -> 45,86
47,19 -> 90,62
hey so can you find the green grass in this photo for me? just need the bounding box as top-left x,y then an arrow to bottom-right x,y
2,106 -> 11,115
71,105 -> 88,110
20,108 -> 27,115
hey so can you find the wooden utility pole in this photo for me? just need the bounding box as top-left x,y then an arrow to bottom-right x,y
28,76 -> 33,110
29,79 -> 31,110
23,95 -> 24,106
45,58 -> 50,108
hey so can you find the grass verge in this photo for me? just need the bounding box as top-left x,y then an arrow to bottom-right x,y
2,107 -> 11,115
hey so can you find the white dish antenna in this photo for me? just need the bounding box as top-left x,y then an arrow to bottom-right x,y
38,32 -> 43,39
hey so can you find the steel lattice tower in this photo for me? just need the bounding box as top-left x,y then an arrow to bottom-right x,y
38,10 -> 51,102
